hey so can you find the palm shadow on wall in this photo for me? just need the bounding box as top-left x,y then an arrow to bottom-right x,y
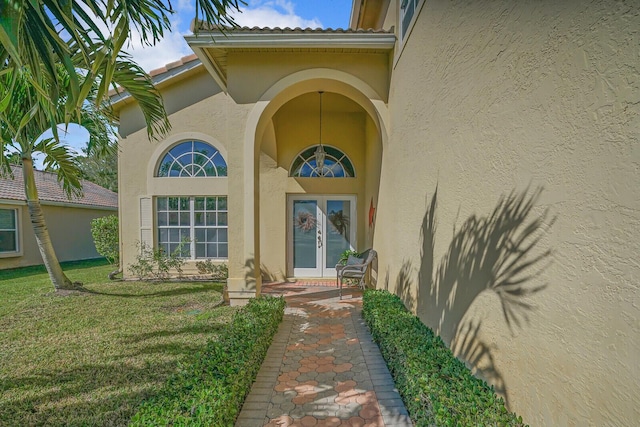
393,186 -> 554,408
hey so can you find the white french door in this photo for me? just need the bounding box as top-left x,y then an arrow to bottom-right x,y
288,195 -> 356,278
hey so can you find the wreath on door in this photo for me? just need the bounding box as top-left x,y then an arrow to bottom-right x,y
294,210 -> 317,232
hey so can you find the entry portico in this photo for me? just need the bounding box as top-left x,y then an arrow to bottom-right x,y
115,27 -> 394,305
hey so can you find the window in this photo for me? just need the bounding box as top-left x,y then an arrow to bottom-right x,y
400,0 -> 423,41
0,208 -> 18,254
290,145 -> 355,178
157,140 -> 227,177
156,196 -> 228,259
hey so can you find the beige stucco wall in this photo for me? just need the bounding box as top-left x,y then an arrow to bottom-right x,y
375,0 -> 639,425
118,68 -> 250,280
0,202 -> 115,269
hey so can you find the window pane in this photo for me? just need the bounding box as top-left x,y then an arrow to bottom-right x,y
169,162 -> 183,177
196,243 -> 206,258
207,229 -> 218,242
195,197 -> 205,210
168,212 -> 179,226
206,212 -> 216,226
0,209 -> 15,229
169,141 -> 192,158
160,243 -> 170,256
159,228 -> 169,242
168,197 -> 179,210
157,212 -> 168,226
206,197 -> 216,210
180,198 -> 190,210
169,228 -> 180,242
195,212 -> 204,226
157,158 -> 172,177
0,231 -> 17,252
217,197 -> 227,210
169,243 -> 179,255
218,212 -> 228,226
218,228 -> 228,243
218,243 -> 228,258
206,243 -> 217,258
180,212 -> 190,226
195,228 -> 206,242
157,197 -> 167,210
180,228 -> 190,241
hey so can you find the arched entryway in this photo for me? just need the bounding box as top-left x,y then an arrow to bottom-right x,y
238,70 -> 389,291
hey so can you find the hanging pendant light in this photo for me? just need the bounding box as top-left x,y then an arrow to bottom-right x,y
315,91 -> 326,176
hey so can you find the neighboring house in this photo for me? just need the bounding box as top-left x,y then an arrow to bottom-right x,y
111,1 -> 639,425
0,167 -> 118,269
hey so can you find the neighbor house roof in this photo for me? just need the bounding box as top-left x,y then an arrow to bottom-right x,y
185,25 -> 396,92
0,167 -> 118,210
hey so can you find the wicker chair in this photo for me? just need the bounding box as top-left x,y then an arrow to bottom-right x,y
336,249 -> 377,299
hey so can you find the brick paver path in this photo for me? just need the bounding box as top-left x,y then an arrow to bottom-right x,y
235,283 -> 413,427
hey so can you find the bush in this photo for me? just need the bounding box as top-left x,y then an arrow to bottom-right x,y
362,290 -> 526,427
130,295 -> 286,426
128,241 -> 186,279
195,259 -> 229,280
91,215 -> 119,265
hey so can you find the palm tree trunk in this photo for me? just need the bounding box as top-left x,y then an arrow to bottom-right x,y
21,158 -> 76,291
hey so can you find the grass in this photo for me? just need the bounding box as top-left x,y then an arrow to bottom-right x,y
0,259 -> 236,426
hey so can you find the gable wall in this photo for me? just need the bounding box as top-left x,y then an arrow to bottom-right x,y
375,0 -> 639,424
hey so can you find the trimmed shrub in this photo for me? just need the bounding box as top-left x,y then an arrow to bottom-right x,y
362,290 -> 526,427
130,296 -> 286,426
91,215 -> 119,265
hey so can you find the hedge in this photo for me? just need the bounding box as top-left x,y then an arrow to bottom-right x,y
362,290 -> 526,427
130,296 -> 286,426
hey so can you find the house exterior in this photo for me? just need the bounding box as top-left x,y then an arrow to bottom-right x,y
0,167 -> 118,269
113,1 -> 639,425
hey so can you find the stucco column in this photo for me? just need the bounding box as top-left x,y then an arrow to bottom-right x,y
226,103 -> 265,305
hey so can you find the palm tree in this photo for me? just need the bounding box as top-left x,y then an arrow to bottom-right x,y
0,1 -> 241,290
0,0 -> 241,140
0,53 -> 162,290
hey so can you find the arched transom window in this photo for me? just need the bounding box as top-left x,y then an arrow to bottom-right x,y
290,145 -> 355,178
157,140 -> 227,177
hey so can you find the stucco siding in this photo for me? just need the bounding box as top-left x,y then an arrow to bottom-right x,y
376,0 -> 639,425
0,203 -> 115,269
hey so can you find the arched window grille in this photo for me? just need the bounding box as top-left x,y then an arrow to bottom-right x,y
290,145 -> 355,178
157,140 -> 227,177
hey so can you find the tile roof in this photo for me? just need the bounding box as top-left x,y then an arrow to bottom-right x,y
192,24 -> 392,34
0,166 -> 118,209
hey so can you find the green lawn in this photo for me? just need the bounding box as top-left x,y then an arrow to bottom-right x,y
0,259 -> 236,426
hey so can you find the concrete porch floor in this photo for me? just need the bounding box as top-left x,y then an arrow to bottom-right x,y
235,282 -> 413,427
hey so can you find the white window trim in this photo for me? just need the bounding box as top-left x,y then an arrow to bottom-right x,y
394,0 -> 426,66
0,206 -> 23,258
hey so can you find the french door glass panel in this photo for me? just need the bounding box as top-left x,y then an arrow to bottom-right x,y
290,196 -> 355,277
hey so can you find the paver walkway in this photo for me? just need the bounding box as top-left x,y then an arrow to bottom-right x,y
235,282 -> 413,427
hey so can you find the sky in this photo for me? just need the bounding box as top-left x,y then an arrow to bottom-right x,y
127,0 -> 355,71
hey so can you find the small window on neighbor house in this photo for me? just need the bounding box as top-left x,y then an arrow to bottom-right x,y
290,145 -> 355,178
157,140 -> 227,177
0,208 -> 18,253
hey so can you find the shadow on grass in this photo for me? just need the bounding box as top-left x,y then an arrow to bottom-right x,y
0,360 -> 177,426
81,283 -> 223,298
0,258 -> 110,281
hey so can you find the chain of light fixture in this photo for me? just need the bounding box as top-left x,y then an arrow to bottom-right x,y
314,91 -> 327,176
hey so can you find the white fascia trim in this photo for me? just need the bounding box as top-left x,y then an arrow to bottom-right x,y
191,46 -> 228,93
184,32 -> 396,50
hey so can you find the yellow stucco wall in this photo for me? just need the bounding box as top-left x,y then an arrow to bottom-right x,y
375,0 -> 639,424
0,202 -> 115,269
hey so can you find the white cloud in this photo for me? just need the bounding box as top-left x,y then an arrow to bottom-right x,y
124,1 -> 323,71
233,0 -> 322,28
